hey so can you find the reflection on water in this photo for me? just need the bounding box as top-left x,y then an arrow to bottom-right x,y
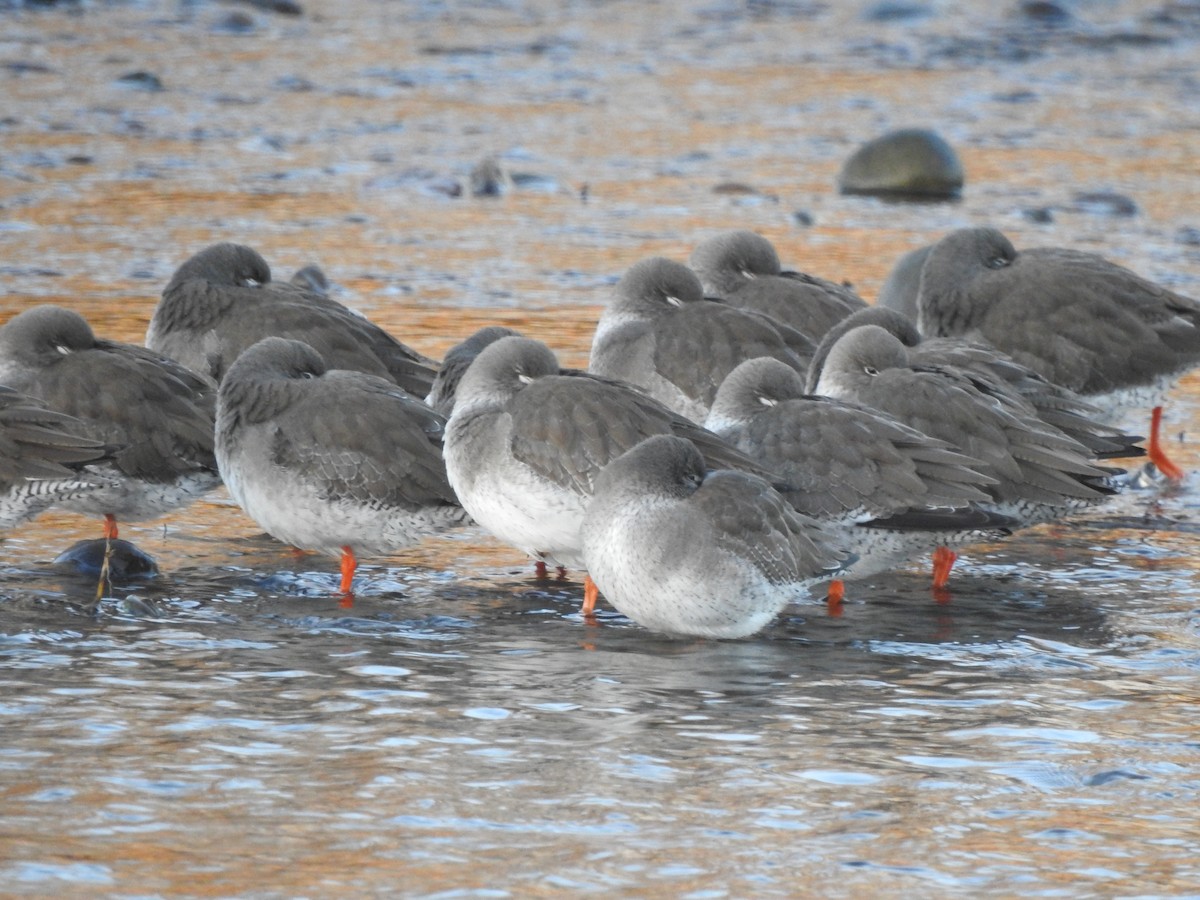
4,497 -> 1200,896
3,0 -> 1200,896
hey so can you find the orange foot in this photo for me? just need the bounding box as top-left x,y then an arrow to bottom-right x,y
826,579 -> 845,617
581,575 -> 600,621
1148,406 -> 1185,482
338,545 -> 357,596
103,513 -> 119,540
931,546 -> 957,599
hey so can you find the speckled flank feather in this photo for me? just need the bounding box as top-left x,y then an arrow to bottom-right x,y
216,337 -> 468,559
0,386 -> 119,528
582,435 -> 850,639
0,305 -> 221,525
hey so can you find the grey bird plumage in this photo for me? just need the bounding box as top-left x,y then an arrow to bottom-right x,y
148,242 -> 437,396
707,357 -> 1010,581
810,324 -> 1123,527
916,226 -> 1200,404
216,337 -> 468,592
808,306 -> 1146,462
581,434 -> 850,639
875,244 -> 932,321
589,256 -> 813,423
688,230 -> 867,340
425,325 -> 522,417
445,335 -> 773,575
0,304 -> 220,533
0,386 -> 119,528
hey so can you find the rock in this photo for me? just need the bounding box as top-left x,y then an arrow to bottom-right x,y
864,2 -> 932,22
53,538 -> 159,582
115,71 -> 164,92
838,128 -> 964,199
235,0 -> 303,14
1069,191 -> 1138,217
1175,226 -> 1200,247
213,11 -> 257,34
1017,0 -> 1074,25
469,157 -> 512,197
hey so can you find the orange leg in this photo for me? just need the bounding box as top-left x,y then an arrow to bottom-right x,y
581,575 -> 600,618
1148,405 -> 1185,482
338,545 -> 357,596
826,579 -> 845,616
103,514 -> 119,540
931,546 -> 957,591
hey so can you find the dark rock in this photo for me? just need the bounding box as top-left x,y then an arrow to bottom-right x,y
712,181 -> 761,195
118,594 -> 163,617
1069,191 -> 1138,217
1022,206 -> 1055,223
838,128 -> 964,199
115,71 -> 164,92
275,75 -> 316,92
2,61 -> 55,75
864,2 -> 932,22
992,89 -> 1038,103
469,157 -> 511,197
234,0 -> 302,14
213,11 -> 256,34
1174,226 -> 1200,246
53,539 -> 159,582
792,209 -> 815,227
1018,1 -> 1074,25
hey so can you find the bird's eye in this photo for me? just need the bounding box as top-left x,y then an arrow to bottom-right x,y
242,277 -> 262,287
739,267 -> 757,280
864,365 -> 879,377
301,370 -> 317,379
517,371 -> 534,385
757,395 -> 777,407
664,293 -> 682,307
54,343 -> 71,355
985,255 -> 1010,269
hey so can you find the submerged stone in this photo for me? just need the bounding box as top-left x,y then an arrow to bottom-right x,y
1069,191 -> 1138,218
838,128 -> 964,199
53,538 -> 159,582
115,71 -> 164,92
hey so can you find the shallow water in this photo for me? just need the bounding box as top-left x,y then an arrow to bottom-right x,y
3,1 -> 1200,896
